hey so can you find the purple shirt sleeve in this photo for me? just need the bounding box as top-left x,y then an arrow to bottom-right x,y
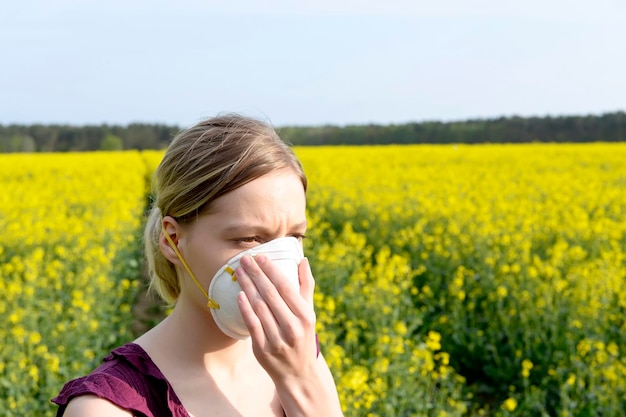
52,344 -> 187,417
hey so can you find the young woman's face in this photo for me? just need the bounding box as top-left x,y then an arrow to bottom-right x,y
175,168 -> 307,308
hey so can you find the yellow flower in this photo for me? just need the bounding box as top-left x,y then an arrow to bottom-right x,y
566,373 -> 576,386
426,331 -> 442,351
28,331 -> 42,345
607,342 -> 619,357
502,397 -> 518,412
521,359 -> 533,378
496,285 -> 508,298
393,321 -> 408,336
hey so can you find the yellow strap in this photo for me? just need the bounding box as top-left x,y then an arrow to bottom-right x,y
162,226 -> 220,309
225,266 -> 236,281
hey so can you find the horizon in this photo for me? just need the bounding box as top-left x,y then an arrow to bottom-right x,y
1,109 -> 624,129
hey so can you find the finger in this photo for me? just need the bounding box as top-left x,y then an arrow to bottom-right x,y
298,257 -> 316,308
236,255 -> 283,339
253,254 -> 313,321
236,290 -> 265,340
252,256 -> 316,345
240,256 -> 317,360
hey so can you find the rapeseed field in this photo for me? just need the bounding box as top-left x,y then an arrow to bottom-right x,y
1,143 -> 624,416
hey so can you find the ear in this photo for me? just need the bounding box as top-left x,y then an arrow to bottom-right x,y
159,215 -> 184,265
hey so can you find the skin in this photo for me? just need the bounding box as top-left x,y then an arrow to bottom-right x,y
63,168 -> 343,417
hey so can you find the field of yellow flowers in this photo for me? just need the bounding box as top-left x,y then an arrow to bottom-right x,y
1,143 -> 625,416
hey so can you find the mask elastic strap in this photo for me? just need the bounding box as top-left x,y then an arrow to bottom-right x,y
161,225 -> 220,309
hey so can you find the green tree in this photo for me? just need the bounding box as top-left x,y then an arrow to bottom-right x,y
0,135 -> 36,152
100,134 -> 124,151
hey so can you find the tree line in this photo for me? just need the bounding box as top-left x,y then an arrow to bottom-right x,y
1,111 -> 624,152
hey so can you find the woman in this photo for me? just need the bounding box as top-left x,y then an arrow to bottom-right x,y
53,114 -> 344,416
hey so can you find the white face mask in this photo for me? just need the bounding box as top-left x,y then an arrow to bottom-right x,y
163,228 -> 304,340
208,236 -> 304,339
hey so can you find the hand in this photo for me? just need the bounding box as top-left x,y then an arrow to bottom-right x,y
236,255 -> 318,379
236,256 -> 344,416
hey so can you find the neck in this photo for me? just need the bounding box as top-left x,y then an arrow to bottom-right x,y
135,295 -> 253,374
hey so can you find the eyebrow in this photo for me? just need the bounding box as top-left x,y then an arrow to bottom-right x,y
221,220 -> 309,235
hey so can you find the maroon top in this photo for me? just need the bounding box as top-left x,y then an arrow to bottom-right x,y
52,338 -> 320,416
52,343 -> 189,417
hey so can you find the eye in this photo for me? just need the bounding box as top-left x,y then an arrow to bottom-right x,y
291,233 -> 307,242
234,236 -> 262,246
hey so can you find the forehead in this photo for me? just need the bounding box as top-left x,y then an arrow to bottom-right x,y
207,170 -> 306,222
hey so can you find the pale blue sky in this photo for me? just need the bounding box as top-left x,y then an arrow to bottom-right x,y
1,0 -> 625,127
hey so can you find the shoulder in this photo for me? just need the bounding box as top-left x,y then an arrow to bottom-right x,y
62,395 -> 133,417
52,343 -> 176,417
52,369 -> 150,415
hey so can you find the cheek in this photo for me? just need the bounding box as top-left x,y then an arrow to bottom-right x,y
184,244 -> 240,287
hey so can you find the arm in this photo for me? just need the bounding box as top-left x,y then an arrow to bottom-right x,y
62,395 -> 133,417
237,256 -> 344,417
273,352 -> 343,416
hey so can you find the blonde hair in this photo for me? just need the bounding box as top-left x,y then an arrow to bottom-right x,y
144,114 -> 307,304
